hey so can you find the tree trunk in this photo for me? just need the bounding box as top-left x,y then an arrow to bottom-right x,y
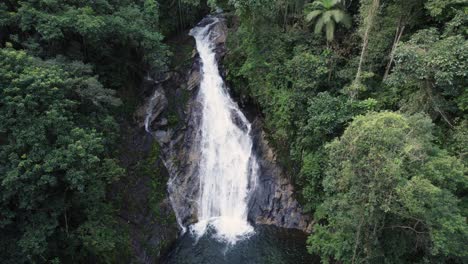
425,80 -> 454,128
383,21 -> 405,81
354,0 -> 380,86
327,43 -> 335,82
352,216 -> 365,264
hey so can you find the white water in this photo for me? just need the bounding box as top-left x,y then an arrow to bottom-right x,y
189,18 -> 258,244
144,89 -> 159,133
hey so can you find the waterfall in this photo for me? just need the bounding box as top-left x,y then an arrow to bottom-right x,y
189,18 -> 258,244
144,90 -> 159,133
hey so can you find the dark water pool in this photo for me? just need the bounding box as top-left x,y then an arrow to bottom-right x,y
162,225 -> 320,264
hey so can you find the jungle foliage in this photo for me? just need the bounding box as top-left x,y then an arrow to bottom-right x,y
0,0 -> 207,262
0,0 -> 466,263
222,0 -> 467,263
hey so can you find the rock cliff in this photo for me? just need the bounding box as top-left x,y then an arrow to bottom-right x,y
137,14 -> 312,235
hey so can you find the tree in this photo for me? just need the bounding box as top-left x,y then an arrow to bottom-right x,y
351,0 -> 380,97
425,0 -> 466,20
304,0 -> 351,42
382,0 -> 424,80
1,0 -> 168,89
386,28 -> 467,126
307,112 -> 468,263
0,47 -> 126,263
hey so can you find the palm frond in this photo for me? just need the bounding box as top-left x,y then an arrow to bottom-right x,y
305,0 -> 350,41
322,0 -> 333,9
323,0 -> 340,9
322,11 -> 332,24
326,20 -> 336,41
314,17 -> 325,34
331,0 -> 341,7
304,3 -> 323,14
305,10 -> 323,22
311,0 -> 325,9
329,9 -> 345,22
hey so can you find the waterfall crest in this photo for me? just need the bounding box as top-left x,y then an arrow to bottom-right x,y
189,17 -> 258,244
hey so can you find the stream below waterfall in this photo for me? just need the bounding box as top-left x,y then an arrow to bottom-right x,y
162,225 -> 319,264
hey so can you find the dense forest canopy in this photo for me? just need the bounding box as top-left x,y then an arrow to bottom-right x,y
0,0 -> 466,263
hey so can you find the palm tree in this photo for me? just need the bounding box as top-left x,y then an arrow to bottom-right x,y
304,0 -> 351,42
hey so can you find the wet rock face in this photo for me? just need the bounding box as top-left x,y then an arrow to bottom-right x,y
248,119 -> 312,231
116,124 -> 179,264
141,14 -> 311,234
135,85 -> 168,131
139,40 -> 204,230
193,16 -> 228,46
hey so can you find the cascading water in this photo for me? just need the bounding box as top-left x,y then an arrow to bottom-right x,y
144,90 -> 160,133
189,17 -> 258,244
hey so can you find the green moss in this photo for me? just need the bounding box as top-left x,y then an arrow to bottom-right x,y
165,87 -> 191,128
167,112 -> 180,127
170,42 -> 195,71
